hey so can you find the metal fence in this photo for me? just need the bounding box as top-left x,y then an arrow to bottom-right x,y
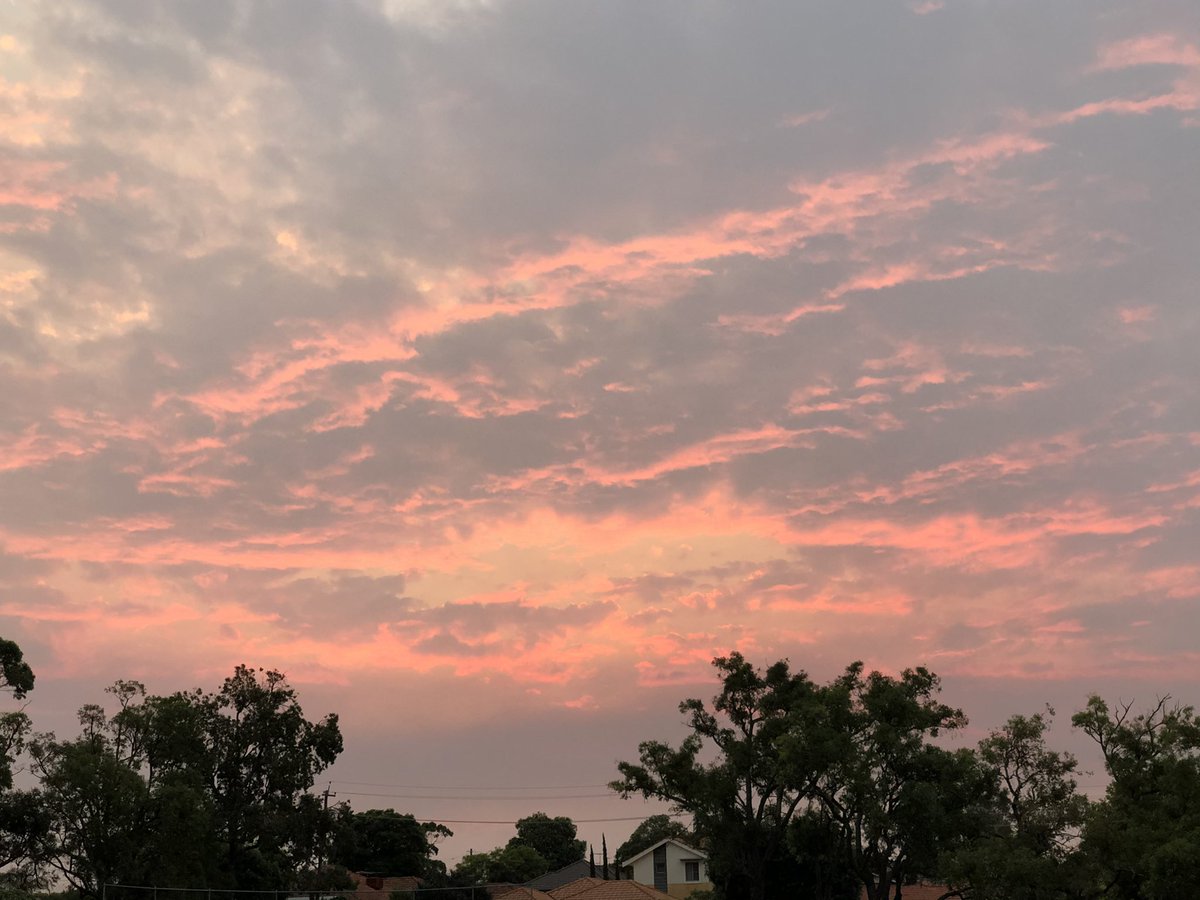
102,885 -> 496,900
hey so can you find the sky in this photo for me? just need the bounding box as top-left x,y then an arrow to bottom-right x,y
1,0 -> 1199,865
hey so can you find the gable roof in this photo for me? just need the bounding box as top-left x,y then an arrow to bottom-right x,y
619,838 -> 707,867
549,879 -> 673,900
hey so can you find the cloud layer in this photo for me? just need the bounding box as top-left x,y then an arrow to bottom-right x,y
1,0 -> 1198,855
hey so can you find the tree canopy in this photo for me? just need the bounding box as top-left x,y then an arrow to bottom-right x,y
29,667 -> 343,897
613,652 -> 851,900
1073,695 -> 1200,900
507,812 -> 585,872
803,663 -> 993,900
0,640 -> 34,701
0,644 -> 1196,900
943,709 -> 1093,900
333,808 -> 451,879
0,638 -> 45,895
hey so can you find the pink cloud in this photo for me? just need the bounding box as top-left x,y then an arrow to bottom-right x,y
778,108 -> 830,128
1092,33 -> 1200,71
908,0 -> 944,15
1118,305 -> 1156,324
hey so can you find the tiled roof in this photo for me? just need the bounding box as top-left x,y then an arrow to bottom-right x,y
859,885 -> 955,900
350,873 -> 422,895
491,887 -> 557,900
549,879 -> 673,900
549,879 -> 608,899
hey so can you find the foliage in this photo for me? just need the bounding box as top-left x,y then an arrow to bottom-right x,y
450,845 -> 547,885
30,695 -> 155,896
449,851 -> 491,886
507,812 -> 584,872
207,666 -> 343,887
30,667 -> 343,897
333,807 -> 452,878
488,844 -> 549,883
943,709 -> 1093,900
613,814 -> 693,865
613,652 -> 835,900
614,655 -> 991,900
0,790 -> 50,872
0,640 -> 47,890
801,663 -> 993,900
1074,695 -> 1200,900
0,641 -> 34,701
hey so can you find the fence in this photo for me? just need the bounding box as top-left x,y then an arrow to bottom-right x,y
102,884 -> 496,900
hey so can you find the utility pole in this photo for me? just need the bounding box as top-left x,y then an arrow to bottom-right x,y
317,782 -> 336,871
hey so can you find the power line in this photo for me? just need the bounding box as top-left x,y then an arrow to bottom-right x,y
333,780 -> 611,790
337,790 -> 615,800
396,814 -> 684,825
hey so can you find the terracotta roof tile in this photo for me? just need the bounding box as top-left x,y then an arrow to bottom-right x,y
492,887 -> 557,900
859,885 -> 953,900
350,874 -> 422,895
549,879 -> 673,900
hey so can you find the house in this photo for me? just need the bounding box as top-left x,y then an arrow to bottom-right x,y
548,877 -> 674,900
350,872 -> 423,897
620,839 -> 712,899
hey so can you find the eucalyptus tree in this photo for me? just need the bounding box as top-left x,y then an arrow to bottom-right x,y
798,663 -> 992,900
943,710 -> 1093,899
1074,696 -> 1200,899
613,652 -> 835,900
31,667 -> 343,896
0,638 -> 47,893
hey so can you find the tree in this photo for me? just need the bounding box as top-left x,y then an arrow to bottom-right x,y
488,844 -> 549,883
333,808 -> 451,878
612,652 -> 831,900
449,851 -> 490,886
30,687 -> 157,897
0,640 -> 34,701
450,845 -> 547,885
31,667 -> 343,897
0,640 -> 47,894
1073,695 -> 1200,900
943,709 -> 1093,899
0,638 -> 35,791
507,813 -> 584,871
799,663 -> 992,900
207,666 -> 344,888
613,654 -> 992,900
614,815 -> 693,867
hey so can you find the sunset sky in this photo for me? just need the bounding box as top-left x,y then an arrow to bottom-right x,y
2,0 -> 1199,862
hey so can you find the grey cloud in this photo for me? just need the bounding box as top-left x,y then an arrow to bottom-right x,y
0,0 -> 1196,801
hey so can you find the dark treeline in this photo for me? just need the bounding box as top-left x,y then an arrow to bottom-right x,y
0,640 -> 584,900
0,652 -> 352,898
0,644 -> 447,899
612,653 -> 1200,900
2,642 -> 1198,900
